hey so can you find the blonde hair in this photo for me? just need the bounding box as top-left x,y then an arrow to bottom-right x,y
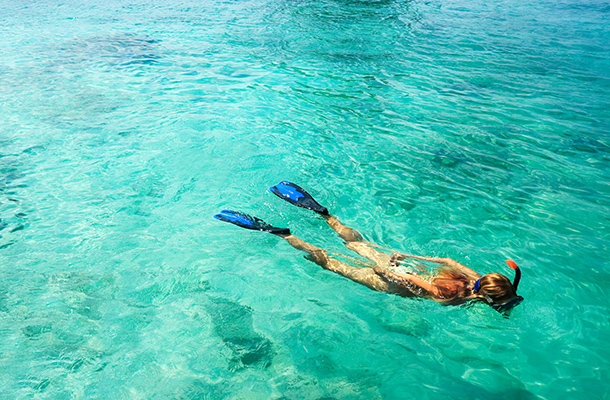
477,273 -> 516,303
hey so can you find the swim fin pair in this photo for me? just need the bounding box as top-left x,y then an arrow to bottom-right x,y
214,181 -> 328,234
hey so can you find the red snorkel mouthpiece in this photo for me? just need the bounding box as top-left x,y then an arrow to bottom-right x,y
506,260 -> 521,291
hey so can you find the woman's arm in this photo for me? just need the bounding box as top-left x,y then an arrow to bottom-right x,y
400,254 -> 480,278
373,267 -> 444,298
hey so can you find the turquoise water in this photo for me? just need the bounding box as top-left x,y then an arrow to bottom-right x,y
1,0 -> 609,398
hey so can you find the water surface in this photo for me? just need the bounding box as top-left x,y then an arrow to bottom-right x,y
1,0 -> 609,398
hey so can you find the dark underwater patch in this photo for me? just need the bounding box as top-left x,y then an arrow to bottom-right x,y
0,154 -> 29,248
21,324 -> 53,338
205,296 -> 275,371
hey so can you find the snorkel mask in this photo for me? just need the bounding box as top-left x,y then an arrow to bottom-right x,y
474,260 -> 524,315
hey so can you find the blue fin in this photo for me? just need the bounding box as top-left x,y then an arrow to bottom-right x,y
269,181 -> 329,215
214,210 -> 290,235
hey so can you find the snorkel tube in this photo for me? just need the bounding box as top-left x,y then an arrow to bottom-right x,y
474,260 -> 524,315
506,260 -> 521,291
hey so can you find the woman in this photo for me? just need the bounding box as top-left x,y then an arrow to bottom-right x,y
215,181 -> 523,315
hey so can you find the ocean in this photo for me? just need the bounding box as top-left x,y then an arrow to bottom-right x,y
1,0 -> 609,398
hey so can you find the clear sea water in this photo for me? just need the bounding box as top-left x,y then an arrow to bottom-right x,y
1,0 -> 609,398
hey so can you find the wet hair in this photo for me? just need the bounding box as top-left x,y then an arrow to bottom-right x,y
477,273 -> 516,304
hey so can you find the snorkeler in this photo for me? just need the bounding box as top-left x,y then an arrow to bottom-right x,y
214,181 -> 523,315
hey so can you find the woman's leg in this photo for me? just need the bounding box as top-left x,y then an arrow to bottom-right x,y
323,215 -> 391,267
324,215 -> 364,242
275,233 -> 390,293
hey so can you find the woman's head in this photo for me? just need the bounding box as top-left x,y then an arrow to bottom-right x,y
476,273 -> 516,304
473,261 -> 524,314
